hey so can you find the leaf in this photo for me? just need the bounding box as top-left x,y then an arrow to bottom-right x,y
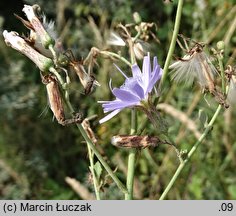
93,161 -> 103,181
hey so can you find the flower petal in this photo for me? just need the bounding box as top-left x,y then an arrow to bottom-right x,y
146,66 -> 162,94
99,109 -> 121,124
153,56 -> 157,71
114,64 -> 128,79
142,54 -> 151,92
98,54 -> 162,124
130,82 -> 145,99
131,64 -> 142,77
112,88 -> 140,101
122,77 -> 145,99
102,100 -> 137,112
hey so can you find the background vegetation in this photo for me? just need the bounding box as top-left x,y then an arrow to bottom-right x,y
0,0 -> 235,199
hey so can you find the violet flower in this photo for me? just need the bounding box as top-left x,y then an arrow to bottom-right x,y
98,54 -> 162,124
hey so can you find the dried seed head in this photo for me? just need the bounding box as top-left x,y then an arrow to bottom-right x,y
133,39 -> 149,60
3,30 -> 53,71
23,4 -> 55,49
81,119 -> 98,144
42,74 -> 65,124
14,13 -> 53,58
170,44 -> 216,92
111,135 -> 170,149
42,74 -> 83,125
69,60 -> 100,95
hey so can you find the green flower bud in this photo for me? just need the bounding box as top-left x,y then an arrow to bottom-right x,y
216,41 -> 225,51
133,12 -> 142,24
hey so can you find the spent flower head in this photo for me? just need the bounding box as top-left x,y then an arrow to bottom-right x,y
3,30 -> 53,71
98,54 -> 162,123
23,4 -> 55,49
169,43 -> 217,91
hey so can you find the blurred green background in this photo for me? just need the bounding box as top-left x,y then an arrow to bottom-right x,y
0,0 -> 236,199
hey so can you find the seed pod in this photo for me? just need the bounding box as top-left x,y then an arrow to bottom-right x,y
111,135 -> 171,149
3,30 -> 53,72
23,4 -> 55,48
42,74 -> 83,126
81,118 -> 98,144
42,74 -> 65,124
70,62 -> 96,95
64,50 -> 100,95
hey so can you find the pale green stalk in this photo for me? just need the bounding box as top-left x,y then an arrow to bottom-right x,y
125,110 -> 137,200
159,104 -> 222,200
50,66 -> 128,195
87,144 -> 101,200
125,40 -> 137,200
99,50 -> 132,67
75,112 -> 128,195
75,122 -> 128,194
217,51 -> 225,93
159,54 -> 228,199
161,0 -> 184,86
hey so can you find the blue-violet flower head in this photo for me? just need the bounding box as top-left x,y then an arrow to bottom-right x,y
98,54 -> 162,123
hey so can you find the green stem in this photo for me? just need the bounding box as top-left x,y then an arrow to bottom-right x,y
76,120 -> 128,195
49,67 -> 65,86
159,103 -> 223,200
48,44 -> 57,63
125,109 -> 137,200
218,54 -> 225,93
50,66 -> 127,195
87,144 -> 101,200
125,44 -> 137,200
99,50 -> 132,67
125,148 -> 136,200
161,0 -> 184,86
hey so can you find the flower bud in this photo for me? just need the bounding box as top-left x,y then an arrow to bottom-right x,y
216,41 -> 225,51
133,12 -> 142,24
3,30 -> 53,71
23,4 -> 55,48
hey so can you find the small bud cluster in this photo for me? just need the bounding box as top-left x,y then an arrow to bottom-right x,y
106,14 -> 158,60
